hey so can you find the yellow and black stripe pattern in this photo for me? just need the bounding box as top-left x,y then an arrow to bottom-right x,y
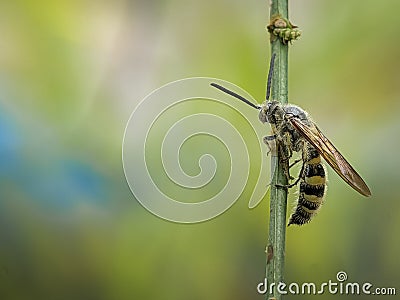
288,143 -> 326,226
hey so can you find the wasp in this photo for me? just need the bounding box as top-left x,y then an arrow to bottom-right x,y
210,57 -> 371,225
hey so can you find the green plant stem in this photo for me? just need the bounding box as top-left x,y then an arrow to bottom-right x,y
266,0 -> 289,299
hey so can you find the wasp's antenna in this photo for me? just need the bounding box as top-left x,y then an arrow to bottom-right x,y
266,53 -> 276,101
210,83 -> 261,110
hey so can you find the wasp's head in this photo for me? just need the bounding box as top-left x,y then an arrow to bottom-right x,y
259,100 -> 282,124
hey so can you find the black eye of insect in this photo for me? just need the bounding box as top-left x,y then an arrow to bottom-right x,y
258,106 -> 267,123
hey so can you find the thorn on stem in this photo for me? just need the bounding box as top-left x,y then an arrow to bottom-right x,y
266,245 -> 274,264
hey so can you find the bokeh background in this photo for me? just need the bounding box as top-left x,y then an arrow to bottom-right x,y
1,0 -> 400,299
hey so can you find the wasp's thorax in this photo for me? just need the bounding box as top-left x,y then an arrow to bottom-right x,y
259,100 -> 311,126
260,101 -> 312,150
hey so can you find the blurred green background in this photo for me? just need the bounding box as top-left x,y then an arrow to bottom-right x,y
1,0 -> 400,299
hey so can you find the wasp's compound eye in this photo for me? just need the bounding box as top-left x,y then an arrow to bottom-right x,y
259,107 -> 268,123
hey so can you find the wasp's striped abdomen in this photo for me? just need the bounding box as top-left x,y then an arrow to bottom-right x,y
288,143 -> 326,226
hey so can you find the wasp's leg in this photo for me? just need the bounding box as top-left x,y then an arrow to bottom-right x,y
275,144 -> 294,181
264,134 -> 292,183
276,177 -> 300,189
276,161 -> 305,189
276,132 -> 294,181
265,133 -> 293,181
263,135 -> 277,156
279,131 -> 293,162
263,135 -> 276,143
289,158 -> 302,169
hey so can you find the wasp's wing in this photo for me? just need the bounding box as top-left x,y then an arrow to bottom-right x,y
289,117 -> 371,197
